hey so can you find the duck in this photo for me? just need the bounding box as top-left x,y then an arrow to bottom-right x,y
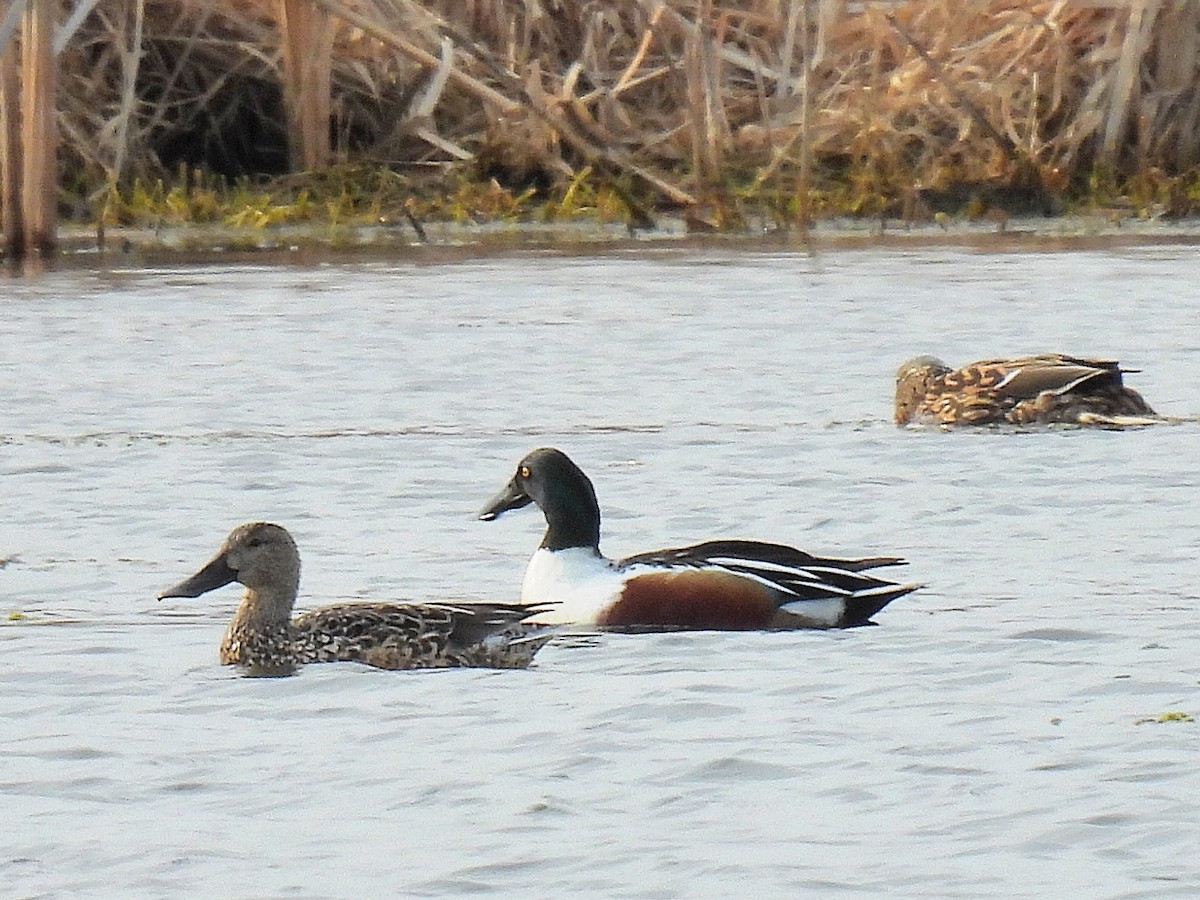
157,522 -> 553,672
894,354 -> 1159,427
478,448 -> 920,630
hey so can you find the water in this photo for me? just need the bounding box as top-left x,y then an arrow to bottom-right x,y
2,244 -> 1198,898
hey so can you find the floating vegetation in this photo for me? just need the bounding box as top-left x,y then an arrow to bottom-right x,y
1135,711 -> 1195,726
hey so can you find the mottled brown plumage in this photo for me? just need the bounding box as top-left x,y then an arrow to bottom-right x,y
158,522 -> 552,673
894,354 -> 1158,427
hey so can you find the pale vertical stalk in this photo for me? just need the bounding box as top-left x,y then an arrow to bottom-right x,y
1101,0 -> 1160,165
778,0 -> 801,109
109,0 -> 144,183
797,0 -> 812,232
21,0 -> 55,255
685,25 -> 704,183
701,3 -> 725,185
685,0 -> 723,188
280,0 -> 332,170
685,18 -> 719,186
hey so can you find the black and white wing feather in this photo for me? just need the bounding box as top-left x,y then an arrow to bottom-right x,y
620,539 -> 918,606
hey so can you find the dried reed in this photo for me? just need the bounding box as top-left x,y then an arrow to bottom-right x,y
2,37 -> 21,252
43,0 -> 1200,220
19,0 -> 57,254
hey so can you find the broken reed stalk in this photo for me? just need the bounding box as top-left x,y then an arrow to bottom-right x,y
309,0 -> 518,114
21,0 -> 55,256
2,30 -> 20,255
280,0 -> 332,170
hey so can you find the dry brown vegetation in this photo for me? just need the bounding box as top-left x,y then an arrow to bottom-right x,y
41,0 -> 1200,223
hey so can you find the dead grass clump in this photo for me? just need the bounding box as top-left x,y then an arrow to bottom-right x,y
29,0 -> 1200,226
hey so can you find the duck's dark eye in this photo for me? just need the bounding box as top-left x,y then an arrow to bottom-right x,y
247,537 -> 265,548
520,466 -> 531,479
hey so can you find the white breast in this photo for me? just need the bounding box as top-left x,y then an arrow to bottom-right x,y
520,547 -> 624,624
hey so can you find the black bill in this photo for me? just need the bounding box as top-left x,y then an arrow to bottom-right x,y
478,477 -> 533,521
157,552 -> 238,599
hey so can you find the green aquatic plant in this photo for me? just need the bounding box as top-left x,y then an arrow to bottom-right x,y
62,146 -> 1192,249
1077,165 -> 1200,219
548,167 -> 630,223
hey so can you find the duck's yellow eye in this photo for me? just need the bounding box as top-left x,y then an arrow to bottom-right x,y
520,466 -> 531,478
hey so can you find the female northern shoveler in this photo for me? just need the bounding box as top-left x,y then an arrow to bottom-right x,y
478,448 -> 920,630
158,522 -> 552,672
894,354 -> 1159,427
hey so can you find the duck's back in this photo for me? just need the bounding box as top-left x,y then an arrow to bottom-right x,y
900,354 -> 1156,425
291,602 -> 549,669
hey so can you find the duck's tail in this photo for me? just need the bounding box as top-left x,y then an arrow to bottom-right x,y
479,622 -> 558,660
838,581 -> 924,627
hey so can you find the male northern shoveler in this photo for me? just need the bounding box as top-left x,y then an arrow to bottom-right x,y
894,354 -> 1159,427
157,522 -> 552,672
478,448 -> 920,630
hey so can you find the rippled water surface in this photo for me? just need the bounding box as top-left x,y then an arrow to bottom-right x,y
2,244 -> 1198,898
